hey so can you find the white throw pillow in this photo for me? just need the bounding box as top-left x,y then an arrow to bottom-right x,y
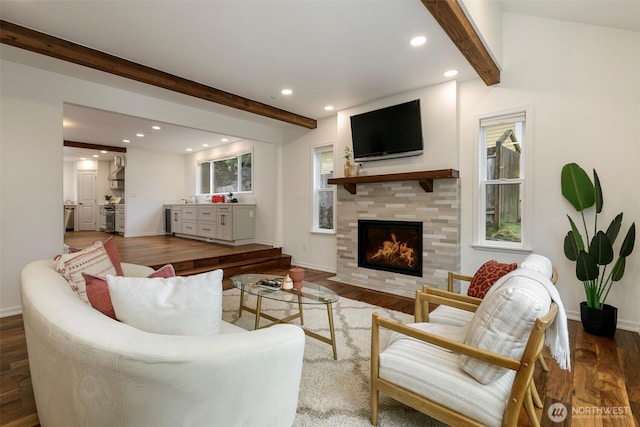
461,276 -> 551,384
107,269 -> 223,335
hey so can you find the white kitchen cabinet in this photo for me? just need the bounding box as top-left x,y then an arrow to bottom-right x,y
215,206 -> 233,241
232,205 -> 256,240
164,204 -> 256,245
181,220 -> 197,235
197,205 -> 217,238
197,206 -> 216,222
115,205 -> 125,234
181,206 -> 198,221
170,206 -> 182,234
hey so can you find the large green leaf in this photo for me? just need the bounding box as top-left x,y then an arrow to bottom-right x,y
576,250 -> 599,281
593,169 -> 603,214
567,215 -> 585,251
589,231 -> 614,265
620,223 -> 636,257
605,213 -> 622,245
611,257 -> 626,282
564,232 -> 578,261
561,163 -> 595,212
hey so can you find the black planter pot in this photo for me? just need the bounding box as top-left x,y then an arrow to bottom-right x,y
580,302 -> 617,337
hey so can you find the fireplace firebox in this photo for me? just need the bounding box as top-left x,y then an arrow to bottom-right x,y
358,219 -> 423,277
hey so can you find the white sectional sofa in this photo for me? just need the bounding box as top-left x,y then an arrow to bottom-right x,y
20,260 -> 305,427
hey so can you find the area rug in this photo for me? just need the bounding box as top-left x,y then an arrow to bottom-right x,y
222,289 -> 446,426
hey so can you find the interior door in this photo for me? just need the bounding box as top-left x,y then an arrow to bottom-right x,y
77,170 -> 97,231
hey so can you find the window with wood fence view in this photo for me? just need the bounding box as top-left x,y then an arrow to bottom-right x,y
481,115 -> 524,244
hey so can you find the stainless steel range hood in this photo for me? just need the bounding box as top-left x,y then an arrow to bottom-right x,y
108,156 -> 125,181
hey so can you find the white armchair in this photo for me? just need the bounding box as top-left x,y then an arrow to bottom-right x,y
371,274 -> 558,427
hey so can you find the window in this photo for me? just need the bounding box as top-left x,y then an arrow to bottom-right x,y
313,145 -> 335,232
476,112 -> 528,249
198,152 -> 252,195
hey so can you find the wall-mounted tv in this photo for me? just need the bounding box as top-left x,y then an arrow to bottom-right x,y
350,99 -> 423,162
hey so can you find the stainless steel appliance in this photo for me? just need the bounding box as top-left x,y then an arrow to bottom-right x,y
64,205 -> 76,231
164,206 -> 173,234
104,205 -> 116,233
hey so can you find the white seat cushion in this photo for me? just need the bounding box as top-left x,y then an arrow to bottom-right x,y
379,322 -> 515,427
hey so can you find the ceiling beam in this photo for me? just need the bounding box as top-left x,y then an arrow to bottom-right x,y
421,0 -> 500,86
1,20 -> 317,129
64,140 -> 127,153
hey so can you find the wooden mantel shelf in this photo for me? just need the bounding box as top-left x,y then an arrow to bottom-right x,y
327,169 -> 459,195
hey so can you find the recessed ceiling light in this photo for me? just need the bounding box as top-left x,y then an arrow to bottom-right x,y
410,36 -> 427,47
92,154 -> 99,158
136,133 -> 144,137
100,150 -> 108,154
186,148 -> 193,152
80,157 -> 86,161
203,144 -> 209,147
324,105 -> 335,111
152,125 -> 161,130
281,89 -> 293,96
443,69 -> 459,77
221,138 -> 229,142
123,139 -> 130,143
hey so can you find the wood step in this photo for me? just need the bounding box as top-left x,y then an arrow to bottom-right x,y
147,245 -> 292,278
176,254 -> 292,277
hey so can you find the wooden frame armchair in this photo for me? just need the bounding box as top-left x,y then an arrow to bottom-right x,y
371,287 -> 558,427
428,267 -> 558,381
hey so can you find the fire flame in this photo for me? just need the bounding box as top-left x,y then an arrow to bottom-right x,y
370,233 -> 417,268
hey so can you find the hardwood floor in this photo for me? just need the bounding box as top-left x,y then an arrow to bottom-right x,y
1,232 -> 638,426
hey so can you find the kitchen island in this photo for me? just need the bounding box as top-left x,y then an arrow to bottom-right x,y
164,203 -> 256,246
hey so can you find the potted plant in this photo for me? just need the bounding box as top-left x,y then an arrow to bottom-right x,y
343,146 -> 353,177
561,163 -> 636,336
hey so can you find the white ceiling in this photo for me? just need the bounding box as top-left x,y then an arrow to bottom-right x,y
1,0 -> 638,161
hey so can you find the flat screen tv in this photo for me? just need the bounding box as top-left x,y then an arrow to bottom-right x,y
350,99 -> 423,162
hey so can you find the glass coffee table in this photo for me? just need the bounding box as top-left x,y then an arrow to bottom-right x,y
230,274 -> 340,359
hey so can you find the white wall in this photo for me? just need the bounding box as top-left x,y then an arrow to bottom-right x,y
124,148 -> 186,237
460,0 -> 503,67
282,116 -> 338,271
1,60 -> 63,316
0,53 -> 288,316
459,14 -> 640,331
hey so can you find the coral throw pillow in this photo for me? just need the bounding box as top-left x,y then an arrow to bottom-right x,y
84,264 -> 176,319
467,260 -> 518,299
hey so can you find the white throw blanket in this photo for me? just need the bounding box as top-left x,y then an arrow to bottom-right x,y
486,268 -> 571,371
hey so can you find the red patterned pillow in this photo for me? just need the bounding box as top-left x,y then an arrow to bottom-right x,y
84,264 -> 176,319
467,260 -> 518,298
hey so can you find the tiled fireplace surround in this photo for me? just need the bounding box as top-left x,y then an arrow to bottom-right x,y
332,178 -> 461,299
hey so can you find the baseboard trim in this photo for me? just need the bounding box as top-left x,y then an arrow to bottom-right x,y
1,306 -> 22,318
291,260 -> 336,274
